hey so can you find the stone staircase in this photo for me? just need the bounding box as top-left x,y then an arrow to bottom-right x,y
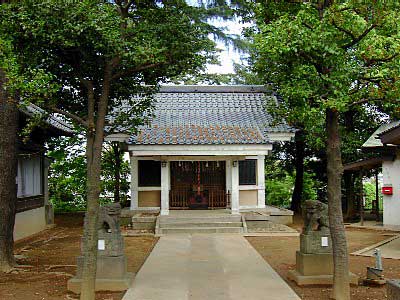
156,214 -> 244,235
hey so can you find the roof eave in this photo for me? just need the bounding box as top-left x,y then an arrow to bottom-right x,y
127,143 -> 273,156
379,125 -> 400,145
158,85 -> 271,93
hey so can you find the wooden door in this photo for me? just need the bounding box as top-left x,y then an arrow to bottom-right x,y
170,161 -> 226,209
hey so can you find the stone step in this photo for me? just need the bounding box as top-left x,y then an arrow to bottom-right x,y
159,222 -> 243,228
159,216 -> 242,223
132,216 -> 157,223
159,227 -> 244,234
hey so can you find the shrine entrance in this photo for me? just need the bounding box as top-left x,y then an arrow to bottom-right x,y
169,161 -> 229,209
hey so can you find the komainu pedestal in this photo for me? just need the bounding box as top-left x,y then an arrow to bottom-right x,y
68,203 -> 133,293
387,280 -> 400,300
288,200 -> 358,285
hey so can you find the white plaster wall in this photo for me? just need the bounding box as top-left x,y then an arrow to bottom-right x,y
14,207 -> 46,241
382,155 -> 400,226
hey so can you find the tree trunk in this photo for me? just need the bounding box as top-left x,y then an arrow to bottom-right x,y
80,67 -> 112,300
80,132 -> 102,300
343,172 -> 356,221
0,68 -> 18,272
113,142 -> 121,203
291,129 -> 305,213
326,108 -> 350,300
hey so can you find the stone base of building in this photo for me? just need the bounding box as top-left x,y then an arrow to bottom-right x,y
67,273 -> 134,294
387,279 -> 400,300
288,269 -> 359,286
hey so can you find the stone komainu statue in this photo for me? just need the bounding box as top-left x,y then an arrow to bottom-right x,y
98,203 -> 121,234
303,200 -> 329,234
83,202 -> 122,234
69,203 -> 132,293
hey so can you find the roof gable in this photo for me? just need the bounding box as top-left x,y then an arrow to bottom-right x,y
362,121 -> 400,148
379,122 -> 400,145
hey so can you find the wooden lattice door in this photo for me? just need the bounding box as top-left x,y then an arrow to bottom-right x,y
170,161 -> 226,209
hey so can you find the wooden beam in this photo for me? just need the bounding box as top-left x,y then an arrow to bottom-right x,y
343,157 -> 383,171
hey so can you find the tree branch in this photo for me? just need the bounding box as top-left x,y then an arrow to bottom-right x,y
343,24 -> 376,49
78,78 -> 96,132
111,62 -> 164,80
49,106 -> 88,128
331,20 -> 356,41
125,0 -> 135,9
365,53 -> 399,66
350,97 -> 384,107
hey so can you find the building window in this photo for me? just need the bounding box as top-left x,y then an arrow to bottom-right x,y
239,159 -> 257,185
138,160 -> 161,187
17,156 -> 43,198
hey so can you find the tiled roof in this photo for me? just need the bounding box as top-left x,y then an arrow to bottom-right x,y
128,85 -> 294,145
20,103 -> 74,135
378,122 -> 400,137
362,121 -> 400,148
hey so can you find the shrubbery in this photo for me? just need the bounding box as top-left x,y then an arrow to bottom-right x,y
266,171 -> 318,208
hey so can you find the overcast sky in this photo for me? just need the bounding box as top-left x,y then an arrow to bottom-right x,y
206,19 -> 250,74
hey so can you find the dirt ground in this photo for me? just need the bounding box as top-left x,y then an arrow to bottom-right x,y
0,214 -> 158,300
1,214 -> 399,300
247,215 -> 400,300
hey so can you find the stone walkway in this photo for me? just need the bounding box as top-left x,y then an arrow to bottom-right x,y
123,234 -> 300,300
352,234 -> 400,259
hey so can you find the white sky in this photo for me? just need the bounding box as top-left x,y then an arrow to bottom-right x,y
206,19 -> 250,74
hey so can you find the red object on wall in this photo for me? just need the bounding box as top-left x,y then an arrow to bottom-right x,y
382,186 -> 393,195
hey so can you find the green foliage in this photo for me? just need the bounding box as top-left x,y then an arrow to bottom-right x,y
0,0 -> 230,213
302,172 -> 318,202
0,1 -> 222,132
47,135 -> 87,212
266,173 -> 293,207
252,1 -> 400,139
266,170 -> 318,208
363,180 -> 382,211
251,2 -> 400,216
171,62 -> 263,85
47,136 -> 131,212
101,142 -> 131,206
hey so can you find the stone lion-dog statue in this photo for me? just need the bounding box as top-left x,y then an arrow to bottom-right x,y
83,202 -> 122,234
303,200 -> 329,234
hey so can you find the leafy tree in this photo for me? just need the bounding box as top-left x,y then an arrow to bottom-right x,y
266,173 -> 294,207
0,45 -> 18,273
48,137 -> 130,212
47,135 -> 88,212
0,0 -> 58,270
252,2 -> 400,299
265,155 -> 318,208
101,142 -> 130,205
0,1 -> 225,298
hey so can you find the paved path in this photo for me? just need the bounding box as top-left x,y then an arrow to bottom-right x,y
352,235 -> 400,259
123,234 -> 300,300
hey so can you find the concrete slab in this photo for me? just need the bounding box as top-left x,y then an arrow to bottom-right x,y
123,234 -> 300,300
346,221 -> 400,232
351,235 -> 400,259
